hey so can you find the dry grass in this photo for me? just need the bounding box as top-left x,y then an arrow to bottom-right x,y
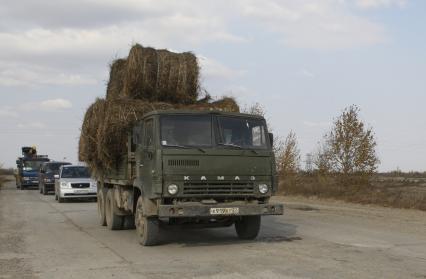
0,167 -> 13,188
279,174 -> 426,211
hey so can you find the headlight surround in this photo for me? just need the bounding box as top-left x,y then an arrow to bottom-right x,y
23,177 -> 30,181
60,181 -> 68,188
90,181 -> 97,187
258,184 -> 269,194
167,184 -> 179,195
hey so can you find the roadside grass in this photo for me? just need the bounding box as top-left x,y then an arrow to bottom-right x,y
279,174 -> 426,211
0,166 -> 14,189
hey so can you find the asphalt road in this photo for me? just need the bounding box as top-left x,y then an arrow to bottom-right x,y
1,177 -> 425,279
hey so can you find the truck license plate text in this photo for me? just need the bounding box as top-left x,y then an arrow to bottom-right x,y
210,207 -> 239,215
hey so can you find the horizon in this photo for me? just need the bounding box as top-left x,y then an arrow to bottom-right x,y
1,0 -> 425,172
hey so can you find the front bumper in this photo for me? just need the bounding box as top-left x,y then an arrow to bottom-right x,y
158,202 -> 284,218
22,179 -> 39,186
59,188 -> 97,198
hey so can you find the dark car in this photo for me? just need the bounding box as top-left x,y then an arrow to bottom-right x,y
39,161 -> 71,195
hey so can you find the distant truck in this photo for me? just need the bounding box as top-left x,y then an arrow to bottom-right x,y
16,147 -> 49,190
97,110 -> 283,246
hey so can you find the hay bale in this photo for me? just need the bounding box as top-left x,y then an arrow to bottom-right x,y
122,44 -> 199,104
96,99 -> 174,170
183,97 -> 240,112
106,59 -> 127,100
79,98 -> 107,172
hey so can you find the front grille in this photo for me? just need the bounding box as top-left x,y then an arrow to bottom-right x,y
168,159 -> 199,167
71,183 -> 90,188
183,182 -> 254,196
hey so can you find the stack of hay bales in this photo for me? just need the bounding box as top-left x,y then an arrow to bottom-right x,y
79,43 -> 239,174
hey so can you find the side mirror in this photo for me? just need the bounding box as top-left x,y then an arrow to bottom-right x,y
16,160 -> 21,167
268,132 -> 274,147
54,174 -> 59,179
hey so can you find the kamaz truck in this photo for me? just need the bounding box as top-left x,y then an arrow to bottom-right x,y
16,147 -> 49,190
97,110 -> 284,246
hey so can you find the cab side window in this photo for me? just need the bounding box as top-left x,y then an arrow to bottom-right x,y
144,119 -> 154,147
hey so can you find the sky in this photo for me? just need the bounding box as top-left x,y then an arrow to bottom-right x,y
0,0 -> 425,171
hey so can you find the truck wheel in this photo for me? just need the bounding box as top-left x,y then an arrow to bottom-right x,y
123,215 -> 136,230
105,189 -> 123,230
135,196 -> 159,246
97,189 -> 107,226
235,216 -> 261,240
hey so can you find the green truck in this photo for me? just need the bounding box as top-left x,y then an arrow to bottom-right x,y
97,110 -> 283,246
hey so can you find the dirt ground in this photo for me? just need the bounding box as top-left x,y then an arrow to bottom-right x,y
0,176 -> 425,279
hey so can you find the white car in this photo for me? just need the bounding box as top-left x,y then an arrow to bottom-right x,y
55,165 -> 97,203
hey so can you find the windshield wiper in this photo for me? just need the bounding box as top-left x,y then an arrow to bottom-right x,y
164,144 -> 206,153
163,144 -> 191,149
217,143 -> 243,149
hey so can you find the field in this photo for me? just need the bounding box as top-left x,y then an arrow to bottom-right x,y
0,167 -> 13,188
279,173 -> 426,211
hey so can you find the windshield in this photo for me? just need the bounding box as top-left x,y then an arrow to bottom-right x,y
161,115 -> 212,147
46,163 -> 69,174
23,161 -> 43,171
217,116 -> 268,149
61,167 -> 91,178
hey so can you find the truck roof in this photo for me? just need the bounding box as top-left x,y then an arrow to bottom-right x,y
143,110 -> 266,120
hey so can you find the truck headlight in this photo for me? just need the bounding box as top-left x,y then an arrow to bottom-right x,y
60,182 -> 68,188
258,184 -> 269,194
23,177 -> 30,181
167,184 -> 178,195
90,181 -> 97,187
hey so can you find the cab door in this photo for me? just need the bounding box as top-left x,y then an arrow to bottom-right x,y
140,118 -> 155,197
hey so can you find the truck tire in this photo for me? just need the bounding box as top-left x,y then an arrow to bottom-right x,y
97,189 -> 107,226
105,189 -> 123,230
123,215 -> 136,230
235,216 -> 261,240
135,196 -> 159,246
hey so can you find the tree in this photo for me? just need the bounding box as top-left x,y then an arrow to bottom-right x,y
278,131 -> 301,176
318,105 -> 379,176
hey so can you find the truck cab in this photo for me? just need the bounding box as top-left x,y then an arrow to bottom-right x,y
99,111 -> 283,245
16,147 -> 49,190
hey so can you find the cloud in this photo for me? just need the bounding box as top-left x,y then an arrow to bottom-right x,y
19,99 -> 73,111
239,0 -> 386,50
17,122 -> 47,129
300,69 -> 316,78
0,0 -> 401,87
40,99 -> 73,110
198,55 -> 246,80
0,62 -> 97,87
0,107 -> 18,118
355,0 -> 407,9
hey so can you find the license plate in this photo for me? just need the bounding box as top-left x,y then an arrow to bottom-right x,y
210,207 -> 239,215
74,190 -> 88,194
